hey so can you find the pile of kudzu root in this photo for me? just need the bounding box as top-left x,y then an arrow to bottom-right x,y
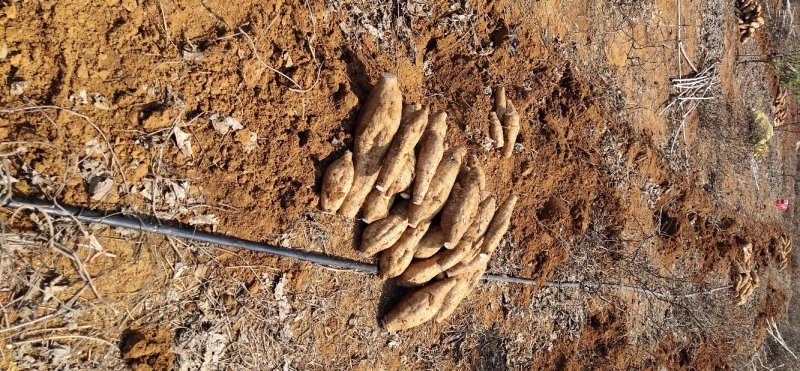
320,73 -> 518,331
736,0 -> 765,43
733,242 -> 759,306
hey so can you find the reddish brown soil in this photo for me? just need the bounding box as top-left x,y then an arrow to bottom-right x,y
0,0 -> 796,369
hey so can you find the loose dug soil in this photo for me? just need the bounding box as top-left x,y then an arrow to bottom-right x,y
0,0 -> 797,369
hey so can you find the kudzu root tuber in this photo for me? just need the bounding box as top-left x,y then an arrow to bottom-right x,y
379,222 -> 431,279
375,106 -> 430,192
362,190 -> 396,224
319,151 -> 354,213
480,194 -> 518,256
502,112 -> 520,158
489,112 -> 504,149
412,112 -> 448,205
363,154 -> 416,223
494,87 -> 507,118
382,278 -> 458,332
359,213 -> 408,257
440,160 -> 483,249
434,269 -> 484,323
339,73 -> 404,218
407,146 -> 467,228
414,225 -> 444,258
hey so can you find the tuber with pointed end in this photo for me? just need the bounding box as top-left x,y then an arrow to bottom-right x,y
506,97 -> 516,115
469,156 -> 487,198
361,190 -> 396,224
414,225 -> 444,258
494,86 -> 507,118
386,154 -> 415,196
397,233 -> 476,287
382,278 -> 458,332
446,253 -> 489,277
362,155 -> 415,223
501,112 -> 520,158
407,146 -> 466,228
338,73 -> 404,218
412,112 -> 447,204
440,159 -> 483,249
359,213 -> 408,257
375,106 -> 429,192
446,196 -> 496,270
433,269 -> 483,323
480,194 -> 518,256
379,222 -> 430,279
319,151 -> 354,213
489,112 -> 504,149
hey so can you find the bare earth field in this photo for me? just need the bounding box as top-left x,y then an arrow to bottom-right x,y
1,0 -> 799,369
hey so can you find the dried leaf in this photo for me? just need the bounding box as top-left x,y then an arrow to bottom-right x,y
210,113 -> 243,135
90,177 -> 114,201
174,126 -> 194,158
84,139 -> 103,156
189,214 -> 219,226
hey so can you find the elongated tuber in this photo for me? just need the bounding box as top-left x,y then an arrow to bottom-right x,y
360,213 -> 408,257
386,154 -> 415,196
446,196 -> 496,271
379,222 -> 431,279
501,112 -> 520,158
375,106 -> 430,192
382,278 -> 458,332
489,112 -> 504,149
412,112 -> 448,204
339,73 -> 404,218
319,151 -> 354,213
440,160 -> 483,248
361,190 -> 396,224
433,269 -> 484,323
397,238 -> 472,287
470,156 -> 487,198
407,146 -> 467,228
414,225 -> 444,258
362,155 -> 414,223
480,194 -> 518,256
446,253 -> 489,277
494,87 -> 507,118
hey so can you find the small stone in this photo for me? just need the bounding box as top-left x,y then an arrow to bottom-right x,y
0,43 -> 7,60
93,93 -> 112,110
9,80 -> 28,96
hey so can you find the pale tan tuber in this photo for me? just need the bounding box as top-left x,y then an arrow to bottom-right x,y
502,112 -> 520,158
375,106 -> 430,192
359,213 -> 408,257
489,112 -> 504,149
412,112 -> 448,204
414,225 -> 444,258
361,190 -> 396,224
379,222 -> 431,279
319,151 -> 354,213
440,159 -> 484,248
433,269 -> 484,323
407,146 -> 467,228
339,73 -> 404,218
494,86 -> 507,118
480,194 -> 518,256
382,278 -> 458,332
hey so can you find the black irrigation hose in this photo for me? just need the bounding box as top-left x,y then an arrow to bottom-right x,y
1,197 -> 533,285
